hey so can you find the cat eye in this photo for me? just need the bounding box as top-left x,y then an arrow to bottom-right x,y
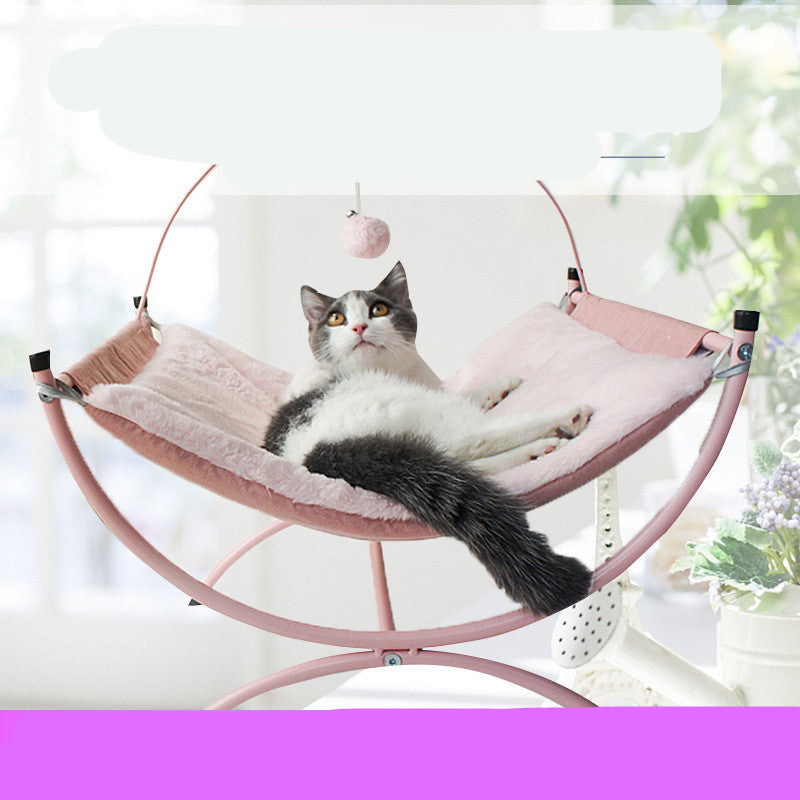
327,311 -> 346,327
370,303 -> 389,318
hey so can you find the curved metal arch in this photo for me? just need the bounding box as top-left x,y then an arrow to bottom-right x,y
136,167 -> 584,319
199,519 -> 291,591
34,335 -> 751,651
206,649 -> 596,710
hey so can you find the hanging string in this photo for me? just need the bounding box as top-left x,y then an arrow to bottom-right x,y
136,164 -> 217,321
536,180 -> 588,293
136,167 -> 586,321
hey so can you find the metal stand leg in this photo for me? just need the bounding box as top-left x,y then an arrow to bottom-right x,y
369,542 -> 395,631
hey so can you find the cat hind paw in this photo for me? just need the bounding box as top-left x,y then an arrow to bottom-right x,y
555,404 -> 594,439
526,437 -> 565,460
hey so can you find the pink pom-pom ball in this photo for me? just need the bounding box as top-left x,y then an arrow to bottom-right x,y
341,212 -> 391,259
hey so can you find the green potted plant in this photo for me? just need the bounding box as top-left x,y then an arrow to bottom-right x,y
672,424 -> 800,705
611,3 -> 800,443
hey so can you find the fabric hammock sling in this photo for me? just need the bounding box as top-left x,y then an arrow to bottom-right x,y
31,167 -> 758,709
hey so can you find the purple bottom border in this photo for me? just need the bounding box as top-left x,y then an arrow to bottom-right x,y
1,708 -> 795,798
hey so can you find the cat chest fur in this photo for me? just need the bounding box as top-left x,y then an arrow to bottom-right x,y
265,372 -> 487,465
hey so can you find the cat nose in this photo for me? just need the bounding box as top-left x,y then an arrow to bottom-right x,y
352,324 -> 367,337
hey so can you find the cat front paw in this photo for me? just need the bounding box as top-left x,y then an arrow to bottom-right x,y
555,404 -> 593,439
469,375 -> 524,411
498,374 -> 524,397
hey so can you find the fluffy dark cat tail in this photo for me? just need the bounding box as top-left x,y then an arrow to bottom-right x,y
303,434 -> 592,617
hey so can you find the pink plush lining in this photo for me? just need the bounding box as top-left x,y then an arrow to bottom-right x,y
74,303 -> 713,541
443,303 -> 713,507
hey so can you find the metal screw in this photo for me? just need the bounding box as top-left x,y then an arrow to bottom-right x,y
383,652 -> 402,667
738,342 -> 753,362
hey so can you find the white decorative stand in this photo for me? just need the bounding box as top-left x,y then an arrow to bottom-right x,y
552,469 -> 743,706
554,469 -> 668,706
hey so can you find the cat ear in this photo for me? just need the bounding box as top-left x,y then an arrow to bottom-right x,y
374,261 -> 411,308
300,286 -> 334,325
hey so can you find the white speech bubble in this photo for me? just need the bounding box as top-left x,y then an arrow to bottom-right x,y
49,25 -> 719,193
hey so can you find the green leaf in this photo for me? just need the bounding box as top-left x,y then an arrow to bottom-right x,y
746,197 -> 776,241
687,562 -> 727,583
670,555 -> 695,573
740,508 -> 759,526
726,563 -> 759,583
684,195 -> 720,253
718,536 -> 771,576
743,525 -> 780,549
757,573 -> 793,590
709,541 -> 735,564
715,518 -> 745,540
749,440 -> 783,477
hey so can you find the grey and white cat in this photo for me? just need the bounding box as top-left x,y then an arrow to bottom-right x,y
263,262 -> 592,616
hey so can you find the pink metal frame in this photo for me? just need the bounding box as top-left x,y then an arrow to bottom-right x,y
32,167 -> 756,708
32,319 -> 753,710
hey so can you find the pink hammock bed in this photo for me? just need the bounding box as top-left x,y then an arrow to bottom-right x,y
31,169 -> 758,710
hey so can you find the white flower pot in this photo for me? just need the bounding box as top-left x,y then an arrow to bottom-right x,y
718,584 -> 800,706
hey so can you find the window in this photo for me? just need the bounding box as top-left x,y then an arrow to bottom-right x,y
0,3 -> 251,709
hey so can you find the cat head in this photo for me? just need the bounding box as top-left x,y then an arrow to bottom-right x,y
300,261 -> 417,368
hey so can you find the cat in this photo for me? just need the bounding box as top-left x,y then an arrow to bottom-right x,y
263,262 -> 593,616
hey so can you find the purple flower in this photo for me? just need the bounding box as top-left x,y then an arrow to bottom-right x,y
741,458 -> 800,531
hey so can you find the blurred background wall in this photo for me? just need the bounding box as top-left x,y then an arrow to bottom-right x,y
4,0 -> 797,708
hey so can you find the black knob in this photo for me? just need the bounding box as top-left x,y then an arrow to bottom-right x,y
734,310 -> 760,332
29,350 -> 51,372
